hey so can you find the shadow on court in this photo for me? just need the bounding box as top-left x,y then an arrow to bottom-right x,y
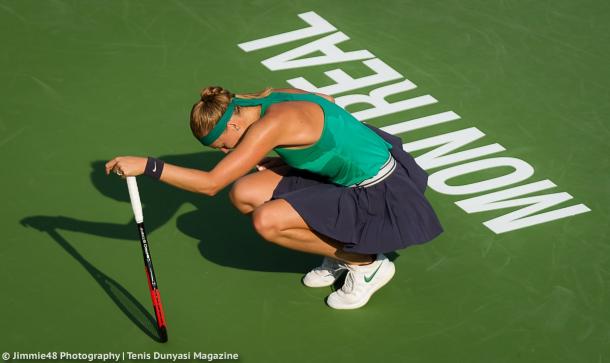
22,151 -> 320,273
21,152 -> 321,272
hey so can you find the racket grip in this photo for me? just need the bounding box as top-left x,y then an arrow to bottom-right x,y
126,176 -> 144,224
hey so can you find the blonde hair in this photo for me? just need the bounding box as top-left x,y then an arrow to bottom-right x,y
190,86 -> 273,139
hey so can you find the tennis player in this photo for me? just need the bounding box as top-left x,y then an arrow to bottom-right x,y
105,86 -> 443,309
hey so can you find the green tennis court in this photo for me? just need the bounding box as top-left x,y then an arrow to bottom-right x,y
1,0 -> 607,362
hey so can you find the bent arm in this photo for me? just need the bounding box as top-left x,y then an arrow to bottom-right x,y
155,117 -> 279,196
106,121 -> 279,196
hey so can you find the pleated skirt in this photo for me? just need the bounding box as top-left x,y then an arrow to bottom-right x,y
270,125 -> 443,255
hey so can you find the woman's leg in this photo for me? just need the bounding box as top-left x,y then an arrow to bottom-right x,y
251,199 -> 373,265
229,167 -> 373,265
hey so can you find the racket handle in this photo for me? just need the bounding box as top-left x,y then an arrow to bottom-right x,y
126,176 -> 144,224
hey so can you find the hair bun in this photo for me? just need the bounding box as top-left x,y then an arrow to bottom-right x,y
200,86 -> 230,102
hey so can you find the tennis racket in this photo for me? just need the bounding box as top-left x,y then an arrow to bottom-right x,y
126,176 -> 168,343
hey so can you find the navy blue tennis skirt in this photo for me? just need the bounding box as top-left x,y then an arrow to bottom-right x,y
270,125 -> 443,255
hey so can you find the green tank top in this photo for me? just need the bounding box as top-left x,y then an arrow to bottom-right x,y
238,92 -> 392,186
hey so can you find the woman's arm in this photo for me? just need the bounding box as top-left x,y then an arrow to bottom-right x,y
105,157 -> 221,195
105,115 -> 282,196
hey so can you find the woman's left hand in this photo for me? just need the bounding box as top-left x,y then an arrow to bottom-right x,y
105,156 -> 147,177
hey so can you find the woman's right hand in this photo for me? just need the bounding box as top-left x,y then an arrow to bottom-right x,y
256,156 -> 286,171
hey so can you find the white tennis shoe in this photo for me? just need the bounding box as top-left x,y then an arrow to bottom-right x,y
302,257 -> 347,288
326,253 -> 395,309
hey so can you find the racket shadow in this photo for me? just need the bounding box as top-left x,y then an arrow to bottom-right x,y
44,228 -> 164,342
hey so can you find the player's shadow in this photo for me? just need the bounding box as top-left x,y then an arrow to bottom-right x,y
22,151 -> 320,275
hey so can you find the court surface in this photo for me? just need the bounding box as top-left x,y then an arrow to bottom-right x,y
1,1 -> 608,362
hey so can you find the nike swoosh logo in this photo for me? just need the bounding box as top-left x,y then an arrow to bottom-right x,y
364,261 -> 383,283
152,162 -> 157,172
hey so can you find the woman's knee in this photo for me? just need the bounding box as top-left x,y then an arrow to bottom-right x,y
229,178 -> 256,214
229,172 -> 279,214
252,205 -> 280,241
